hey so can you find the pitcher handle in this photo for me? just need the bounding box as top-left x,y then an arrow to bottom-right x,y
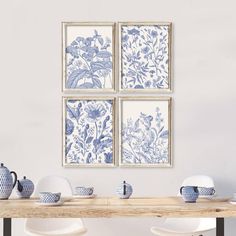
10,171 -> 17,188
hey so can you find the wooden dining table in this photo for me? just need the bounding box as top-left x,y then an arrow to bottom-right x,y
0,196 -> 235,236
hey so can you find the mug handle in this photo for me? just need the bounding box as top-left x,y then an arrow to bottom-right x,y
180,186 -> 184,195
10,171 -> 17,188
89,188 -> 93,195
193,186 -> 198,193
55,195 -> 60,202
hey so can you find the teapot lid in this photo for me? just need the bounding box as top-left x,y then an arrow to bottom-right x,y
20,176 -> 28,181
20,176 -> 33,183
0,163 -> 6,169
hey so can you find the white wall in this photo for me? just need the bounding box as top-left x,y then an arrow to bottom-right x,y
0,0 -> 236,235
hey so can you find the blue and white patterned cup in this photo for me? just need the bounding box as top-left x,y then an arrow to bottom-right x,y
75,187 -> 94,196
39,192 -> 61,203
180,186 -> 199,203
197,187 -> 215,196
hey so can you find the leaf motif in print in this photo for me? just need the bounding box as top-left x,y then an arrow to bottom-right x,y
96,51 -> 112,58
92,77 -> 102,88
65,100 -> 113,165
66,104 -> 81,121
122,106 -> 169,164
121,25 -> 169,89
159,130 -> 168,139
66,119 -> 74,135
65,28 -> 113,89
66,142 -> 72,156
91,61 -> 112,72
66,69 -> 88,88
98,37 -> 104,45
78,82 -> 94,89
86,136 -> 93,144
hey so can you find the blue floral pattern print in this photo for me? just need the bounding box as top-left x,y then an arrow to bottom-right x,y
65,99 -> 114,165
121,105 -> 169,164
121,25 -> 169,89
65,28 -> 113,89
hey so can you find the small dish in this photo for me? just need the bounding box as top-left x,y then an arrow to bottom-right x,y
72,194 -> 96,199
35,200 -> 64,206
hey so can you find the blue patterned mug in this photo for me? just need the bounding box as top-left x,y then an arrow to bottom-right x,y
180,186 -> 199,203
39,192 -> 61,203
197,187 -> 215,196
75,187 -> 94,196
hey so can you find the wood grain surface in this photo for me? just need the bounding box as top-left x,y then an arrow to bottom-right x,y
0,197 -> 235,218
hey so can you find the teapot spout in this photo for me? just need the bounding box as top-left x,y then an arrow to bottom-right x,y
17,180 -> 23,192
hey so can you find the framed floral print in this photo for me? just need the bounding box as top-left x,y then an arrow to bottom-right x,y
62,22 -> 115,92
63,97 -> 115,167
119,22 -> 172,92
119,97 -> 172,167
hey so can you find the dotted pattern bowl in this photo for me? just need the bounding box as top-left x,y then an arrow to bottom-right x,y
198,187 -> 215,196
75,187 -> 94,196
39,192 -> 61,203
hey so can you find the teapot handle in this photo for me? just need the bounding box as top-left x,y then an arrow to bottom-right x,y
10,171 -> 17,188
180,186 -> 184,195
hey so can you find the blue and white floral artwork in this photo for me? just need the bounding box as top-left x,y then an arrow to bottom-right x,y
64,98 -> 114,166
63,24 -> 114,90
120,24 -> 170,90
120,99 -> 171,166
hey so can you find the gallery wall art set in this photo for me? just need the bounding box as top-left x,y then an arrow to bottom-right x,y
62,22 -> 172,167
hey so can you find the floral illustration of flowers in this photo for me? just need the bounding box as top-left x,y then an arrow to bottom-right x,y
121,25 -> 169,89
65,99 -> 113,165
121,106 -> 169,164
65,29 -> 113,89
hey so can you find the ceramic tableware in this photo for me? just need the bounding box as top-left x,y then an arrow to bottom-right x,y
39,192 -> 61,203
73,194 -> 96,199
116,181 -> 133,199
75,187 -> 94,196
180,186 -> 199,203
16,176 -> 34,199
0,163 -> 17,200
198,187 -> 215,196
35,200 -> 64,206
198,194 -> 217,199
